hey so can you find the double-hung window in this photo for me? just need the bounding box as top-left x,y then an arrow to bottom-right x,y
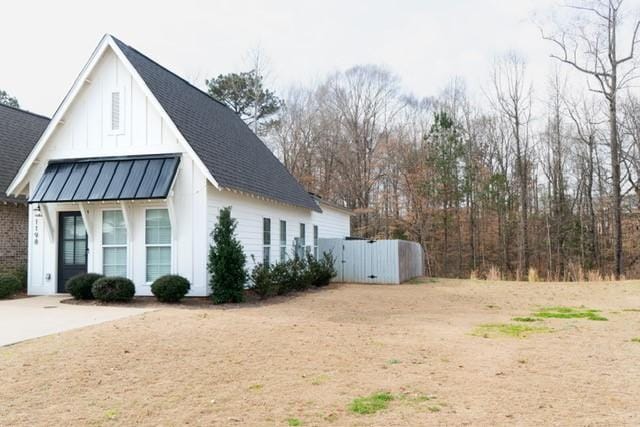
263,218 -> 271,265
146,209 -> 171,283
102,210 -> 127,277
299,223 -> 306,247
313,225 -> 319,258
279,220 -> 287,262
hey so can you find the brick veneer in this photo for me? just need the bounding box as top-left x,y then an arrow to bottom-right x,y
0,203 -> 28,271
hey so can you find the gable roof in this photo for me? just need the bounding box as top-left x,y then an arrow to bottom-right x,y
111,37 -> 320,212
0,104 -> 49,202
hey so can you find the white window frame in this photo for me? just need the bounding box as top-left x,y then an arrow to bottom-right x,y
300,223 -> 306,248
101,209 -> 128,277
279,220 -> 287,262
107,87 -> 125,136
144,207 -> 172,284
263,217 -> 271,265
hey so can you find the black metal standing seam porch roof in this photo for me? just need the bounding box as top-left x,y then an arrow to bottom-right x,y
29,154 -> 180,204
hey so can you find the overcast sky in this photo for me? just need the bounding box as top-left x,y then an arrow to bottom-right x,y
2,0 -> 570,115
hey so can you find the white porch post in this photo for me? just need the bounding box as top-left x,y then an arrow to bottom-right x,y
166,194 -> 178,275
78,203 -> 94,272
120,201 -> 135,279
40,204 -> 55,244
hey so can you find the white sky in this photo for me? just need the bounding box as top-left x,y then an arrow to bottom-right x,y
2,0 -> 572,115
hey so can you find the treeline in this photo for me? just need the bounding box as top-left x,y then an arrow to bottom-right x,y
262,1 -> 640,280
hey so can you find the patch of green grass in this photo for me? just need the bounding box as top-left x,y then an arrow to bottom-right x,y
533,306 -> 607,321
631,338 -> 640,343
349,392 -> 394,415
386,359 -> 401,365
287,418 -> 302,426
512,317 -> 540,322
248,383 -> 263,391
428,405 -> 441,412
472,323 -> 552,338
311,375 -> 329,385
104,409 -> 118,421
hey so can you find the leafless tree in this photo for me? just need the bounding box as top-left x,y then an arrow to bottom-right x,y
542,0 -> 640,277
489,52 -> 534,277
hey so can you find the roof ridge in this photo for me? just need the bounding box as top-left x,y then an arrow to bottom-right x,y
110,35 -> 233,111
0,103 -> 50,121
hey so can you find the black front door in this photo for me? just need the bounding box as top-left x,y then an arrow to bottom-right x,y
58,211 -> 88,292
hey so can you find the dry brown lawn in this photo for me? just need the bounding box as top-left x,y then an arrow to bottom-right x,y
2,279 -> 640,426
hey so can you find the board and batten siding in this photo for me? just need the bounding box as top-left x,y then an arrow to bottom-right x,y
25,46 -> 210,296
23,43 -> 351,296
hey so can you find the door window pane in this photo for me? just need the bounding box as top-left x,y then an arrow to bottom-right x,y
74,240 -> 87,264
63,216 -> 75,239
75,218 -> 86,239
63,240 -> 74,264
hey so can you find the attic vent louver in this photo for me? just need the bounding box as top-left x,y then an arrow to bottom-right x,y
111,91 -> 121,131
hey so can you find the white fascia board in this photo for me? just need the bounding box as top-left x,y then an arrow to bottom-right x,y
106,36 -> 221,190
7,34 -> 221,197
7,35 -> 112,197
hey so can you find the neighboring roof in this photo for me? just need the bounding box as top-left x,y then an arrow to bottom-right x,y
30,154 -> 180,204
0,104 -> 49,202
111,37 -> 320,212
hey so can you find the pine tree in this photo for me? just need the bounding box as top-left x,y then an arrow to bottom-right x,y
209,207 -> 247,304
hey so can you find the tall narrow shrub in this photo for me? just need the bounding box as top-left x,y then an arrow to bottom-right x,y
209,207 -> 247,304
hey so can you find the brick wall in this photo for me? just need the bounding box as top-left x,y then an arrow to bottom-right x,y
0,203 -> 28,271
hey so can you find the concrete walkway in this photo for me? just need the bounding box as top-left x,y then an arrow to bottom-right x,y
0,296 -> 152,346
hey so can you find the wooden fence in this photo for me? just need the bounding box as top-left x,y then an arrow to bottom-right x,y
318,239 -> 424,284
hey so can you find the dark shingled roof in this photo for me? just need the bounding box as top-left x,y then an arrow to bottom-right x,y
112,37 -> 320,212
0,104 -> 49,202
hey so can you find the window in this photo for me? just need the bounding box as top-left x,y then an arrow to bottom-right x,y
108,88 -> 124,135
299,223 -> 306,247
111,91 -> 121,131
146,209 -> 171,282
314,225 -> 319,258
102,210 -> 127,277
263,218 -> 271,265
279,220 -> 287,262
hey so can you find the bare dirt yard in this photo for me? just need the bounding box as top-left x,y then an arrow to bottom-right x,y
2,279 -> 640,426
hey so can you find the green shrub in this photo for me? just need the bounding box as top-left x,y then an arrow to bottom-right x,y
0,274 -> 20,299
65,273 -> 103,300
271,260 -> 296,295
12,265 -> 27,291
209,207 -> 247,304
92,277 -> 135,302
249,263 -> 278,299
307,252 -> 337,287
248,251 -> 337,300
151,275 -> 191,303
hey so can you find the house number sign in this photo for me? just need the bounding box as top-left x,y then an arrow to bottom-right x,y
33,213 -> 41,245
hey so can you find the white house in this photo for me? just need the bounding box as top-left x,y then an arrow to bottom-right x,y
7,35 -> 351,296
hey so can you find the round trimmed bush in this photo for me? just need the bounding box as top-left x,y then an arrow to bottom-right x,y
151,275 -> 191,303
65,273 -> 103,300
92,277 -> 135,302
0,274 -> 20,299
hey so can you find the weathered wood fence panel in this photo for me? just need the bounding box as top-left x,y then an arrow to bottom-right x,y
318,239 -> 424,284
